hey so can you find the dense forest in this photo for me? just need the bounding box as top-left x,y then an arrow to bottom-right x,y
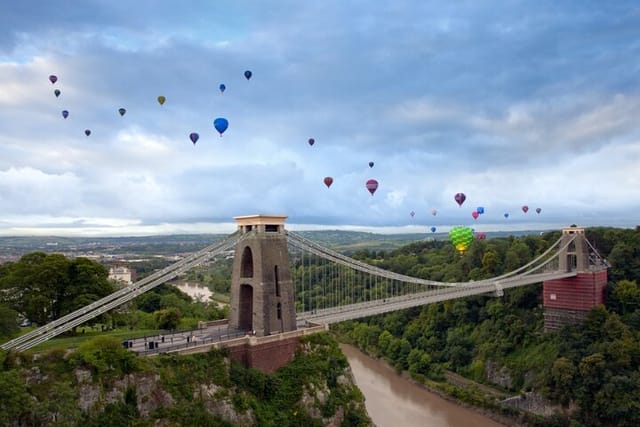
329,226 -> 640,426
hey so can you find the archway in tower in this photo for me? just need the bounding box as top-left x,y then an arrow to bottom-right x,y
238,284 -> 253,331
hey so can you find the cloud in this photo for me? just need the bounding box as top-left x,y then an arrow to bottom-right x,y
0,1 -> 639,236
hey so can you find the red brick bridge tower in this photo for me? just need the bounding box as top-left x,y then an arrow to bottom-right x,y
543,226 -> 608,330
229,214 -> 297,336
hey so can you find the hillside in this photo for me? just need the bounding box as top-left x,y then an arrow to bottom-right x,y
0,333 -> 371,426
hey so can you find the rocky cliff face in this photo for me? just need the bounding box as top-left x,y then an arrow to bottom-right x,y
1,334 -> 372,426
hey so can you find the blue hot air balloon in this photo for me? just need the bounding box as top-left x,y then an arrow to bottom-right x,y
244,70 -> 252,80
430,226 -> 436,233
61,110 -> 69,119
213,117 -> 229,136
189,132 -> 199,145
219,83 -> 226,93
504,212 -> 509,219
476,206 -> 485,215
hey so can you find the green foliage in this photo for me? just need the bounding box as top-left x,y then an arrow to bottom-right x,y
333,226 -> 640,425
225,333 -> 369,426
71,335 -> 140,376
0,253 -> 115,325
154,307 -> 182,330
0,304 -> 18,338
0,370 -> 33,425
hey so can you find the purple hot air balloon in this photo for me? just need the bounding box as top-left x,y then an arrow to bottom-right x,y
49,75 -> 58,84
61,110 -> 69,119
536,207 -> 542,214
366,179 -> 379,195
189,132 -> 199,145
454,192 -> 466,207
308,138 -> 315,146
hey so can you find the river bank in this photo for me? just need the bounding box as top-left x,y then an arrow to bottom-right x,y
340,343 -> 524,427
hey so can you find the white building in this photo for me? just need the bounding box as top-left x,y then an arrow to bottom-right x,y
108,266 -> 134,285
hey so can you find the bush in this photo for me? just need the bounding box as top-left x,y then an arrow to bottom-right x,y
71,336 -> 140,376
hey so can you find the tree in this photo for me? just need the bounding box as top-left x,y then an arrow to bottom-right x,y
0,253 -> 114,325
547,357 -> 577,407
0,305 -> 18,339
610,280 -> 640,315
155,307 -> 182,330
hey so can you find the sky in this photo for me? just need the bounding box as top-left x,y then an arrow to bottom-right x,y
1,1 -> 639,237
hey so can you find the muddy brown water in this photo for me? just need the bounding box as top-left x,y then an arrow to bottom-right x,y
340,344 -> 505,427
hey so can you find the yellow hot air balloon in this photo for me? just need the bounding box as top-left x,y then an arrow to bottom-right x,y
157,95 -> 166,105
449,226 -> 474,253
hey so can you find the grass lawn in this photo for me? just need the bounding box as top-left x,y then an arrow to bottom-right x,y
25,326 -> 163,353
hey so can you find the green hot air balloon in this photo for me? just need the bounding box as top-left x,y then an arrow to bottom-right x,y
449,226 -> 474,253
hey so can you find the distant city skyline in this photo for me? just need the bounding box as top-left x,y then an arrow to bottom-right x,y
1,2 -> 639,236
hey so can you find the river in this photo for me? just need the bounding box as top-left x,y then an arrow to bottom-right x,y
340,344 -> 505,427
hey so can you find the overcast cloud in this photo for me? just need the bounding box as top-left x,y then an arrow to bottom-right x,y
0,1 -> 639,236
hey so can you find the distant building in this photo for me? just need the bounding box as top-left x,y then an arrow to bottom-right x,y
108,265 -> 136,285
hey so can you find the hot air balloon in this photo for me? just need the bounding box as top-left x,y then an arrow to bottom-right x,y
189,133 -> 199,145
118,108 -> 126,116
475,232 -> 487,240
54,89 -> 61,98
84,129 -> 91,136
366,179 -> 378,195
49,75 -> 58,84
431,209 -> 437,216
410,211 -> 415,218
61,110 -> 69,119
504,213 -> 509,218
369,161 -> 374,168
472,211 -> 479,220
536,207 -> 542,214
454,192 -> 466,207
213,117 -> 228,136
522,205 -> 529,213
449,226 -> 474,253
244,70 -> 252,80
219,83 -> 226,93
157,96 -> 166,105
476,206 -> 485,215
308,138 -> 315,146
430,226 -> 437,233
324,177 -> 333,188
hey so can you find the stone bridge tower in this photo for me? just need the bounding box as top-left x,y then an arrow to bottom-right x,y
543,226 -> 608,330
229,215 -> 296,336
